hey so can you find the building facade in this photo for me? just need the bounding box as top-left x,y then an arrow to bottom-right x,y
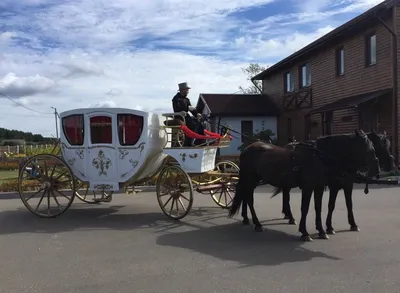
252,0 -> 400,162
196,93 -> 279,156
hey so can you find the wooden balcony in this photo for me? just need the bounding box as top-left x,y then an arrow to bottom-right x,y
283,87 -> 313,111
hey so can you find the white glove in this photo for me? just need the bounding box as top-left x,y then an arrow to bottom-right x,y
197,113 -> 202,119
188,106 -> 195,111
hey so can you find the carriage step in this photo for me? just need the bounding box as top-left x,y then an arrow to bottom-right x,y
196,184 -> 224,192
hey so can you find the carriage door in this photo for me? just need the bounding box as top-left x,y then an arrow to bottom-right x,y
86,113 -> 119,192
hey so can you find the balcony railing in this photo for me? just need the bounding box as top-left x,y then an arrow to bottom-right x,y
283,87 -> 313,111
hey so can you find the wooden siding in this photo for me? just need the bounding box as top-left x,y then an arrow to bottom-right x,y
262,14 -> 394,144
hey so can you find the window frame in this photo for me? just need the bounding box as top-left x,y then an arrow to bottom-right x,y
117,113 -> 144,146
335,46 -> 345,76
89,115 -> 113,145
62,114 -> 85,146
365,32 -> 377,67
299,62 -> 311,88
283,71 -> 294,93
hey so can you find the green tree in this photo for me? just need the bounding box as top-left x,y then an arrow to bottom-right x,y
238,63 -> 267,94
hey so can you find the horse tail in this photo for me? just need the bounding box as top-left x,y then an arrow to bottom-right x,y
270,187 -> 283,198
228,181 -> 244,217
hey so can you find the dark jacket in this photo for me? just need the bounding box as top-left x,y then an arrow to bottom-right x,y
172,92 -> 198,120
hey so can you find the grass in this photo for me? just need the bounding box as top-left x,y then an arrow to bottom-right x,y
0,170 -> 18,184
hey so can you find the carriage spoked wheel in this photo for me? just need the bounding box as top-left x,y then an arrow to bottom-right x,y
156,165 -> 194,220
18,154 -> 76,218
209,161 -> 239,209
175,129 -> 185,147
74,179 -> 114,204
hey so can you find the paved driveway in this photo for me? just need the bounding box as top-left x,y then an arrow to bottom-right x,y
0,184 -> 399,293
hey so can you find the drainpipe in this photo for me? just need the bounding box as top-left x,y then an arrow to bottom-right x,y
251,78 -> 263,94
376,11 -> 399,167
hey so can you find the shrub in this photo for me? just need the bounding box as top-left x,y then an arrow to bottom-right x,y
0,179 -> 39,192
0,160 -> 20,171
24,145 -> 61,156
237,129 -> 277,152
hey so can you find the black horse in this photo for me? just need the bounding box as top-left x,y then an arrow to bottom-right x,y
228,130 -> 380,241
281,131 -> 395,234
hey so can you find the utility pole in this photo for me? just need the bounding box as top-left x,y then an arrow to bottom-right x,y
51,107 -> 59,139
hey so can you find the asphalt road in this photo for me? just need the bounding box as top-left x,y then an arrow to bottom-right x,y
0,184 -> 400,293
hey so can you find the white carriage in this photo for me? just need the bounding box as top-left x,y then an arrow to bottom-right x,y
18,108 -> 239,219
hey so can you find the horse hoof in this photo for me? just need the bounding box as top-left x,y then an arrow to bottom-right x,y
326,229 -> 336,235
288,219 -> 297,225
300,235 -> 313,242
350,226 -> 360,232
254,226 -> 263,232
242,219 -> 250,225
318,233 -> 329,240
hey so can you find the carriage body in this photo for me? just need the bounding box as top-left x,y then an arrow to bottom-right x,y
18,107 -> 239,219
59,107 -> 169,192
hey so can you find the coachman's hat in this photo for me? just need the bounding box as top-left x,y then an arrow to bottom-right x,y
178,82 -> 191,90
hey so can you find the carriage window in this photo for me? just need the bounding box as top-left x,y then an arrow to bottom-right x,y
117,114 -> 144,146
90,116 -> 112,144
62,114 -> 84,145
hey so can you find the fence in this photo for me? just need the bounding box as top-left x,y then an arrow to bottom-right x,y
0,145 -> 53,156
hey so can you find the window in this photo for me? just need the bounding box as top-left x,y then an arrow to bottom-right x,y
117,114 -> 144,146
90,116 -> 112,144
299,63 -> 311,87
335,47 -> 345,76
241,120 -> 253,142
365,33 -> 376,66
62,114 -> 84,145
284,71 -> 294,92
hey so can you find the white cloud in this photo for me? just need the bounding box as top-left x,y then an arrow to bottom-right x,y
0,72 -> 56,98
236,26 -> 335,60
0,0 -> 386,136
0,32 -> 16,44
0,50 -> 251,136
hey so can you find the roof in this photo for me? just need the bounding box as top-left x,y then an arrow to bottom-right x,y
307,88 -> 392,115
252,0 -> 400,81
196,93 -> 280,117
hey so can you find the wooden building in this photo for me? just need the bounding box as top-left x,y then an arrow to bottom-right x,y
252,0 -> 400,163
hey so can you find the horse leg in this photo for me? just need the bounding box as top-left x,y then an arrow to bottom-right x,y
282,192 -> 289,219
343,181 -> 359,232
282,188 -> 296,225
241,200 -> 250,225
298,188 -> 313,241
325,186 -> 340,235
314,186 -> 328,239
246,189 -> 263,232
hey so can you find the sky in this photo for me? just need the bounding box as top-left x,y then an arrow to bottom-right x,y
0,0 -> 384,137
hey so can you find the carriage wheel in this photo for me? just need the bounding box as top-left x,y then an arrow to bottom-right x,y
175,129 -> 185,147
74,179 -> 113,204
209,161 -> 239,209
18,154 -> 76,218
156,164 -> 194,220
